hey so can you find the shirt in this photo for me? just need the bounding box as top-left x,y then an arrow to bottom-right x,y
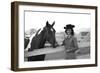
62,36 -> 79,53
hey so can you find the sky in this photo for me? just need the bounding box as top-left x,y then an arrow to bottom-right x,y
25,10 -> 91,33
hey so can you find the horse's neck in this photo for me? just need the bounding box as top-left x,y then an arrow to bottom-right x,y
37,28 -> 46,48
38,30 -> 46,48
30,28 -> 41,41
35,28 -> 41,36
25,33 -> 36,51
26,28 -> 46,51
30,29 -> 46,49
30,33 -> 35,41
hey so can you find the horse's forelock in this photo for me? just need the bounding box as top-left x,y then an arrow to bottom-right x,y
50,28 -> 54,32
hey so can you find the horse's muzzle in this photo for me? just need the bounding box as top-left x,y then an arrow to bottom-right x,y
52,42 -> 59,48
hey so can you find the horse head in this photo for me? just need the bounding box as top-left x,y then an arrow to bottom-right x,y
43,21 -> 58,48
27,21 -> 58,52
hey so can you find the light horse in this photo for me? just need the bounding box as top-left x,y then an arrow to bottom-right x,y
25,21 -> 58,61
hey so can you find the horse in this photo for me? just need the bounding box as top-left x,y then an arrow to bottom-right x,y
24,37 -> 30,49
25,21 -> 58,61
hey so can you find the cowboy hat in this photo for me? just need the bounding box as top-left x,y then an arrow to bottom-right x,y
64,24 -> 75,29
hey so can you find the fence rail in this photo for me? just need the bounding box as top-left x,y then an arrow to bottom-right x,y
24,42 -> 90,58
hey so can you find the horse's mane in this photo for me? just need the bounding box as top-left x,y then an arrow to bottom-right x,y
35,28 -> 41,36
25,28 -> 42,51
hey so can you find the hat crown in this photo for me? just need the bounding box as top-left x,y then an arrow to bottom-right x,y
64,24 -> 75,29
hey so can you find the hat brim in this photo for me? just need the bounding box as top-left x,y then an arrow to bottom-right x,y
64,27 -> 67,29
64,24 -> 75,29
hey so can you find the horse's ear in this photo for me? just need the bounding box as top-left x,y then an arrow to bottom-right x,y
46,21 -> 49,27
52,21 -> 55,27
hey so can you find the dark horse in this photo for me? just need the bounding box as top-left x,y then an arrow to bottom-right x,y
25,21 -> 58,61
